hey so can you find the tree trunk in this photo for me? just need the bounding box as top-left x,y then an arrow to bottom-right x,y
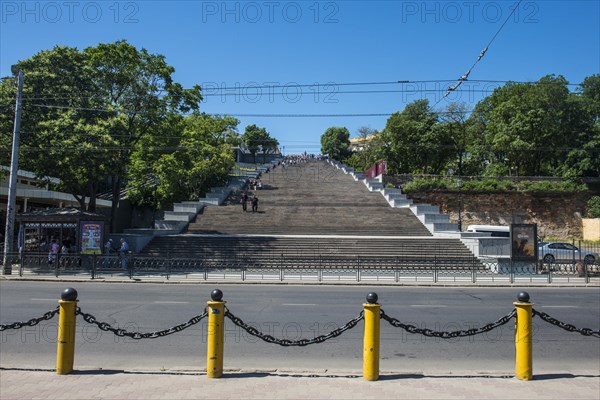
73,193 -> 86,210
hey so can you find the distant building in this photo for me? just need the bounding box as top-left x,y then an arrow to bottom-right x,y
1,166 -> 111,235
349,135 -> 376,152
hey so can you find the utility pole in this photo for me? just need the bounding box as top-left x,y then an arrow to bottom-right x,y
3,66 -> 24,274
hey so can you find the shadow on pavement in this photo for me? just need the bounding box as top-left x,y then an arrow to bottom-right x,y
1,367 -> 598,381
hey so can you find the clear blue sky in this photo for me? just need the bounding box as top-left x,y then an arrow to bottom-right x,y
1,0 -> 599,154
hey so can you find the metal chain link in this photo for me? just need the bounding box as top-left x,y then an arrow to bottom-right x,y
0,307 -> 60,331
76,307 -> 208,339
224,307 -> 364,346
380,308 -> 516,338
532,309 -> 600,338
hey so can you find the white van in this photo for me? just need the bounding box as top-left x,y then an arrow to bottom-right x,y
466,225 -> 510,238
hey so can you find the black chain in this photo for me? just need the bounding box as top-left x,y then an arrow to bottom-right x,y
532,309 -> 600,338
225,307 -> 364,346
380,308 -> 516,338
0,307 -> 60,331
76,307 -> 208,339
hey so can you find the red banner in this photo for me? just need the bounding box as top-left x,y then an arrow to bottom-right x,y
365,160 -> 386,179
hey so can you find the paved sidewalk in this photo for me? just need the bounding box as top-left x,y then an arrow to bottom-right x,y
1,368 -> 599,400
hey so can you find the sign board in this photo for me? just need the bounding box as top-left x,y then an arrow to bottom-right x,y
510,223 -> 538,261
80,221 -> 104,254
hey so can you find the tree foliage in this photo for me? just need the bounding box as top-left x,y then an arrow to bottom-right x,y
241,124 -> 279,163
0,42 -> 203,215
126,114 -> 239,206
320,126 -> 351,159
343,75 -> 600,181
0,42 -> 235,231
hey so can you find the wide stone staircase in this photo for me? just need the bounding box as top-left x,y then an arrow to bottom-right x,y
141,160 -> 480,269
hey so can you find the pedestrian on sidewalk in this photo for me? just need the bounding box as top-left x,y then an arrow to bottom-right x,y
119,238 -> 129,270
48,239 -> 59,265
252,196 -> 259,213
103,238 -> 114,268
241,192 -> 249,212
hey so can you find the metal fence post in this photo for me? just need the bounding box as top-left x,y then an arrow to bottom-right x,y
18,253 -> 24,277
166,255 -> 171,280
585,260 -> 590,284
128,254 -> 133,279
471,256 -> 476,283
363,292 -> 380,381
207,289 -> 225,378
56,288 -> 78,375
91,254 -> 96,280
514,291 -> 533,381
510,259 -> 515,284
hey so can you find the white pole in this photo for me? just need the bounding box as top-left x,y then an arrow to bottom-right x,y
3,68 -> 24,274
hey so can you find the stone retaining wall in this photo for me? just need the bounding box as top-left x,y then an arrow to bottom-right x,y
406,191 -> 597,239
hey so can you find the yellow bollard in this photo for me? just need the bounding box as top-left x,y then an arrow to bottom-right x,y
207,289 -> 225,378
514,291 -> 533,381
56,288 -> 78,375
363,292 -> 380,381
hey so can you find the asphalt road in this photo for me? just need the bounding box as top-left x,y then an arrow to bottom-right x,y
1,281 -> 599,374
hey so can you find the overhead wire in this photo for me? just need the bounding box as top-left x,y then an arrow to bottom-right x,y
18,78 -> 582,102
434,0 -> 524,108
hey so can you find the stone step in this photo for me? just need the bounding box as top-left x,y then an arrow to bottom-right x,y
174,203 -> 205,213
419,214 -> 450,224
163,211 -> 197,222
140,160 -> 476,261
390,198 -> 413,207
428,222 -> 460,232
197,198 -> 221,206
410,204 -> 440,215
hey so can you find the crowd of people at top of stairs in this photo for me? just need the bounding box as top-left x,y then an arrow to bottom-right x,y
281,153 -> 322,167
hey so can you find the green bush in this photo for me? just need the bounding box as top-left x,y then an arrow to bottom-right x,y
403,178 -> 453,192
462,179 -> 514,191
586,196 -> 600,218
518,180 -> 587,192
401,177 -> 588,193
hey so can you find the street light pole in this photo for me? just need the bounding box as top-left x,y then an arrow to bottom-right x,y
151,176 -> 159,229
3,67 -> 24,274
457,178 -> 463,232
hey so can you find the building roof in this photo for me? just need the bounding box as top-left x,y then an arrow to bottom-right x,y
16,207 -> 108,222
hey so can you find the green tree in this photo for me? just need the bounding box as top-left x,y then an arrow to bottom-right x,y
479,75 -> 591,177
85,40 -> 202,227
379,100 -> 440,174
0,41 -> 202,229
438,102 -> 471,176
320,126 -> 350,160
158,114 -> 237,204
571,75 -> 600,178
0,46 -> 109,210
127,113 -> 239,206
242,124 -> 279,163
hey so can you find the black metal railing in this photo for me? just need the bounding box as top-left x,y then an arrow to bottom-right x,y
4,252 -> 599,283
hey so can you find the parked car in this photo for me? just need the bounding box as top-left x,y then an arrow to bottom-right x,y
538,242 -> 598,264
